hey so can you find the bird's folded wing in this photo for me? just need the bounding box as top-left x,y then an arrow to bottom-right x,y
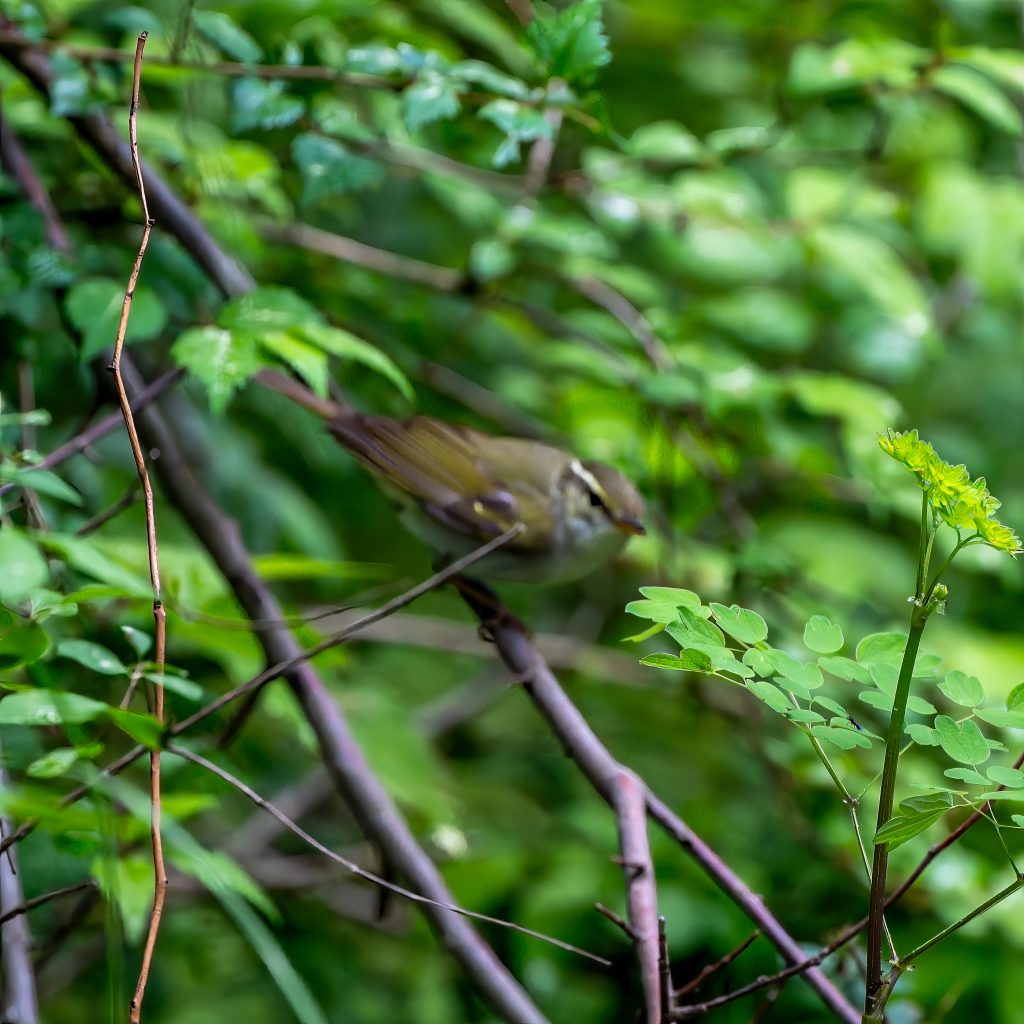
328,414 -> 534,543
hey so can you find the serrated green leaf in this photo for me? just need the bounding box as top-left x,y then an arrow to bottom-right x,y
803,615 -> 844,654
56,639 -> 127,676
292,134 -> 384,205
935,715 -> 990,765
708,603 -> 768,645
0,689 -> 110,725
939,670 -> 984,708
172,327 -> 264,414
402,71 -> 461,132
525,0 -> 611,84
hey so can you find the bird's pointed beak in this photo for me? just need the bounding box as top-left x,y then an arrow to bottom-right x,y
614,517 -> 646,536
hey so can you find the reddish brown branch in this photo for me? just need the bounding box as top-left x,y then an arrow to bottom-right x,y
673,929 -> 761,1000
0,112 -> 70,252
613,770 -> 662,1023
460,598 -> 861,1024
0,880 -> 98,926
104,35 -> 165,1024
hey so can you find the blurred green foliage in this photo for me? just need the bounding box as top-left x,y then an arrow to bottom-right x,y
2,0 -> 1024,1021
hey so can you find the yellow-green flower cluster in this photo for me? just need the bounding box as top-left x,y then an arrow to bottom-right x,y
879,429 -> 1021,556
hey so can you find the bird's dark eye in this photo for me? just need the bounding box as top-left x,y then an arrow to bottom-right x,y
588,489 -> 605,509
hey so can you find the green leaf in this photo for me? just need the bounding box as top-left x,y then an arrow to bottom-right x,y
27,746 -> 80,778
708,603 -> 768,645
679,646 -> 728,674
621,622 -> 666,644
667,608 -> 725,648
0,611 -> 50,670
143,672 -> 204,702
975,708 -> 1024,729
0,528 -> 48,605
640,652 -> 690,672
945,767 -> 989,785
786,709 -> 825,725
818,656 -> 871,683
637,587 -> 703,610
907,723 -> 940,746
106,708 -> 162,748
0,689 -> 110,725
0,466 -> 82,506
931,65 -> 1023,135
292,134 -> 384,205
94,852 -> 154,945
525,0 -> 611,84
939,670 -> 984,708
856,632 -> 907,666
65,278 -> 167,361
56,639 -> 127,676
625,600 -> 681,624
478,99 -> 554,167
192,10 -> 262,63
812,724 -> 872,750
219,288 -> 321,332
803,615 -> 844,654
402,71 -> 461,132
231,79 -> 305,133
300,323 -> 413,403
1007,683 -> 1024,711
759,649 -> 824,690
259,333 -> 329,398
986,766 -> 1024,788
172,327 -> 265,414
39,534 -> 151,599
875,792 -> 955,849
746,679 -> 794,715
934,715 -> 990,765
121,626 -> 152,660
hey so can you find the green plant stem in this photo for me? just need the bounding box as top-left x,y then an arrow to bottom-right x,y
898,874 -> 1024,970
863,610 -> 929,1013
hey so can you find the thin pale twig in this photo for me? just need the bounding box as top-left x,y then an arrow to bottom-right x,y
171,746 -> 609,965
105,34 -> 165,1024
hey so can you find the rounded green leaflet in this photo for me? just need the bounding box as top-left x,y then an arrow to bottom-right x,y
934,715 -> 990,765
803,615 -> 844,654
708,603 -> 768,645
939,670 -> 984,708
855,631 -> 906,665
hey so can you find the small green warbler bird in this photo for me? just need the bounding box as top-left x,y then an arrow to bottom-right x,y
260,370 -> 645,583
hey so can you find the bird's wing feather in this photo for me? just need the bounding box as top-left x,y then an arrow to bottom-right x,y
329,415 -> 552,547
